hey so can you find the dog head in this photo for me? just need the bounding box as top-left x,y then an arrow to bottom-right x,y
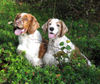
14,13 -> 40,35
42,18 -> 68,39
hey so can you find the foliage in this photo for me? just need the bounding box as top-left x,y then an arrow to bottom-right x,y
0,0 -> 100,83
16,0 -> 100,21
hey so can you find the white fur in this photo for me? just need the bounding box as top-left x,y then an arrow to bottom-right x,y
43,35 -> 75,65
43,19 -> 91,66
48,19 -> 59,34
17,30 -> 43,66
21,13 -> 27,17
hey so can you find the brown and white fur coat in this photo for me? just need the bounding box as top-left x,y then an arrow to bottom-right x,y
14,13 -> 47,66
42,18 -> 91,66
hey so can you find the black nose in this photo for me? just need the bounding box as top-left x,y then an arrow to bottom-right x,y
49,27 -> 54,31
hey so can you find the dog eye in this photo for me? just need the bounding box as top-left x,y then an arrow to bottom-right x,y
57,24 -> 60,27
49,23 -> 51,25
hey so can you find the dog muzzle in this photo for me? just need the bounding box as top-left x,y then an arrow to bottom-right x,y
48,33 -> 56,38
14,28 -> 26,35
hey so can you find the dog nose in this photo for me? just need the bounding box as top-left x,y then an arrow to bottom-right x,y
49,27 -> 54,31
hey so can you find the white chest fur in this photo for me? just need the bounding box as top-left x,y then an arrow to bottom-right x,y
48,36 -> 75,54
17,30 -> 43,66
43,35 -> 75,65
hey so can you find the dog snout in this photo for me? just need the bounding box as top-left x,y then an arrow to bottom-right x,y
49,27 -> 54,31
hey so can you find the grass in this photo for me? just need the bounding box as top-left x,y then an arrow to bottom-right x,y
0,0 -> 100,83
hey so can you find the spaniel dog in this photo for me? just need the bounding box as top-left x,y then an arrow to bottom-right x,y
14,13 -> 47,66
42,18 -> 91,66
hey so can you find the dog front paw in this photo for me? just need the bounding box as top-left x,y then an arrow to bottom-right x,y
16,49 -> 26,55
16,49 -> 22,54
17,45 -> 26,54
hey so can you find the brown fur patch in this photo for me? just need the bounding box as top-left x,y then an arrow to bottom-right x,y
71,46 -> 90,66
59,20 -> 68,37
57,21 -> 63,37
22,14 -> 40,34
38,38 -> 48,58
15,13 -> 21,21
22,15 -> 31,31
71,46 -> 81,59
14,13 -> 21,26
42,19 -> 51,33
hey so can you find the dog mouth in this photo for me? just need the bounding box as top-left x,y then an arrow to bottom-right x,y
14,27 -> 26,36
48,32 -> 56,39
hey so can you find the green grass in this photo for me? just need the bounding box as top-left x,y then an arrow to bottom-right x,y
0,0 -> 100,83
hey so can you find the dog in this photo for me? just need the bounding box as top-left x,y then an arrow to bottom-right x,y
14,13 -> 47,66
42,18 -> 91,66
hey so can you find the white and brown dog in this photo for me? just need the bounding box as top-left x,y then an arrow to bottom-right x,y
14,13 -> 47,66
42,18 -> 91,66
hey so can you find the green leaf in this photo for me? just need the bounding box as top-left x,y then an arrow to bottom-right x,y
61,47 -> 65,50
65,45 -> 71,50
59,42 -> 64,46
66,40 -> 71,43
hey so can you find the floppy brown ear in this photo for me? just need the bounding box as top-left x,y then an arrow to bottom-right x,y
60,20 -> 68,37
28,15 -> 40,34
42,19 -> 51,33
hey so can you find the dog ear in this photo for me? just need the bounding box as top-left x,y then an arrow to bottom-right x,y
60,20 -> 68,37
28,15 -> 40,34
42,19 -> 51,33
